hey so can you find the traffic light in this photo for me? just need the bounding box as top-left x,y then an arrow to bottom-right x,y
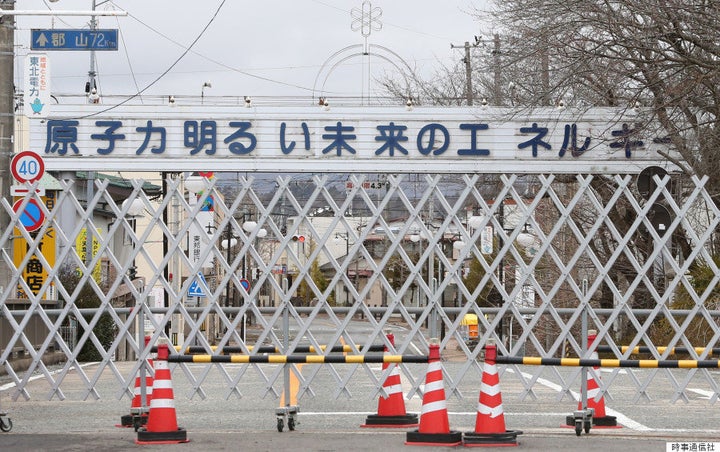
292,235 -> 305,243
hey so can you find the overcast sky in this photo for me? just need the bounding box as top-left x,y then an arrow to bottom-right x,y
14,0 -> 489,101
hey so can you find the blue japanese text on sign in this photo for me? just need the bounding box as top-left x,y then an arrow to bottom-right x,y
31,29 -> 119,51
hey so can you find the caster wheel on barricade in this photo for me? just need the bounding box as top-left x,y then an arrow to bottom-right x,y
275,405 -> 298,433
0,417 -> 12,433
571,409 -> 593,436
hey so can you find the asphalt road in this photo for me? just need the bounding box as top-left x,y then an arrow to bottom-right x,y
2,314 -> 720,450
2,358 -> 719,451
0,431 -> 680,452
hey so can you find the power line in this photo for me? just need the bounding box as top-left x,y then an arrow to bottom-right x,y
114,1 -> 317,93
76,0 -> 229,118
114,1 -> 463,95
114,16 -> 143,101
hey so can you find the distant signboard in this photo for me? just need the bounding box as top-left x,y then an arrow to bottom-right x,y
31,29 -> 118,51
13,193 -> 57,300
76,228 -> 103,283
24,53 -> 50,117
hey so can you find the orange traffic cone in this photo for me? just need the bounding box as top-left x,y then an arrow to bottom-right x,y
136,343 -> 189,444
464,339 -> 522,446
362,333 -> 418,428
564,330 -> 619,428
405,338 -> 462,446
118,335 -> 154,429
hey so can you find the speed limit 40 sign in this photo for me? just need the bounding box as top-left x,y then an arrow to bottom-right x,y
11,151 -> 45,184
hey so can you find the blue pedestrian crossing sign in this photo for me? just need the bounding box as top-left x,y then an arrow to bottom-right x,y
187,273 -> 208,298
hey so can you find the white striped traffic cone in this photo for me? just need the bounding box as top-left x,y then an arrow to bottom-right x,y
565,330 -> 619,428
464,339 -> 522,446
118,336 -> 153,429
362,333 -> 418,428
405,338 -> 462,446
136,342 -> 189,444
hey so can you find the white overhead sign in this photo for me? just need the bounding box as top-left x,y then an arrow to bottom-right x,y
24,53 -> 51,118
28,105 -> 680,174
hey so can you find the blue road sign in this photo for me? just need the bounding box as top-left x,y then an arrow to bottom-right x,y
12,199 -> 45,233
31,29 -> 118,51
187,273 -> 208,298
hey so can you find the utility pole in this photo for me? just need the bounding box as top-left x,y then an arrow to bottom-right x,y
492,34 -> 502,106
84,1 -> 101,268
0,1 -> 15,291
88,1 -> 98,95
452,35 -> 503,106
450,40 -> 475,106
1,4 -> 126,297
540,37 -> 550,106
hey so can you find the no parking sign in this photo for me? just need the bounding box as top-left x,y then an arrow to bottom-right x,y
12,198 -> 45,232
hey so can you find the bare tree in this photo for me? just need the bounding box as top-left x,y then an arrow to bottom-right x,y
381,58 -> 476,106
383,1 -> 720,199
379,1 -> 720,344
487,0 -> 720,202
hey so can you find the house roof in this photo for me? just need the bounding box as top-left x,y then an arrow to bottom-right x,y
74,171 -> 162,197
319,255 -> 374,276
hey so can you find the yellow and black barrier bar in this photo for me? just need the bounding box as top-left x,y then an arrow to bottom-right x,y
596,346 -> 720,356
184,344 -> 385,354
495,356 -> 720,368
152,344 -> 385,354
166,354 -> 429,364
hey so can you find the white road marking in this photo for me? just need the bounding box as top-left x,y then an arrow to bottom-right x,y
505,368 -> 652,431
0,362 -> 97,392
686,388 -> 714,400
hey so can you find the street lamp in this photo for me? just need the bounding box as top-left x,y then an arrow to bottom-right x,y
451,237 -> 466,308
516,225 -> 537,251
219,228 -> 238,309
121,197 -> 145,360
409,222 -> 444,338
240,217 -> 267,278
472,201 -> 538,350
201,81 -> 212,105
212,213 -> 266,340
184,175 -> 205,197
334,232 -> 352,306
240,218 -> 265,341
121,198 -> 145,281
409,233 -> 421,308
410,224 -> 439,305
209,219 -> 266,306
